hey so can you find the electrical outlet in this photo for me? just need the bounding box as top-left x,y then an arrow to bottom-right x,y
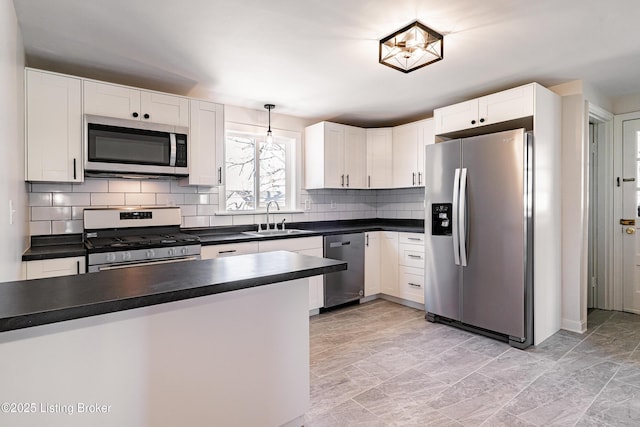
304,199 -> 311,211
9,200 -> 16,225
330,200 -> 337,209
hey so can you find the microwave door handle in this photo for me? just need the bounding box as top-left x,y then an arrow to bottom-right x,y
169,133 -> 177,167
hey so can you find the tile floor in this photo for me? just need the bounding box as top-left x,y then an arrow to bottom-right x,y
304,299 -> 640,426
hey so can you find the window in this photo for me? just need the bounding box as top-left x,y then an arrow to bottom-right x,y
224,129 -> 296,211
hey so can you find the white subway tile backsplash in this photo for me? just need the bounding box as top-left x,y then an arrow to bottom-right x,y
197,204 -> 217,216
30,221 -> 52,236
156,193 -> 185,206
52,220 -> 83,234
140,181 -> 171,193
91,193 -> 125,206
171,181 -> 197,194
178,205 -> 197,216
182,216 -> 210,228
74,179 -> 109,193
109,179 -> 141,193
31,183 -> 73,193
232,215 -> 256,225
31,206 -> 71,221
125,193 -> 156,206
29,193 -> 52,207
71,206 -> 88,220
28,178 -> 425,236
210,215 -> 233,227
185,194 -> 209,205
53,193 -> 90,206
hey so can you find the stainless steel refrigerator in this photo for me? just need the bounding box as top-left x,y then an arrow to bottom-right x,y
424,128 -> 533,348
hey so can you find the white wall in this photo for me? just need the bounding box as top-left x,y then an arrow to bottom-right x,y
0,1 -> 28,281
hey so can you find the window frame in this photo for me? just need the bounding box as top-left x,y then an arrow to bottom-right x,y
222,123 -> 300,213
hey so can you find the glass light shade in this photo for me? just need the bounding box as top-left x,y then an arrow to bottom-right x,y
379,21 -> 443,73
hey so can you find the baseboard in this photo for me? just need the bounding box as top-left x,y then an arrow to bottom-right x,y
378,294 -> 425,311
281,415 -> 304,427
561,317 -> 586,334
359,295 -> 379,304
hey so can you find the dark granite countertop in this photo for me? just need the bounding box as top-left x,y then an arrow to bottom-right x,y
22,234 -> 86,261
188,218 -> 424,245
21,219 -> 424,261
1,251 -> 346,333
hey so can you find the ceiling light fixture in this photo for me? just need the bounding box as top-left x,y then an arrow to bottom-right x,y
379,21 -> 443,73
264,104 -> 275,143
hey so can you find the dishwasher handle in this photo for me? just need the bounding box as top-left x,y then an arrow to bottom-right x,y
329,241 -> 351,248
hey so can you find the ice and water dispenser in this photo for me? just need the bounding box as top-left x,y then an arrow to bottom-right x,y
431,203 -> 452,236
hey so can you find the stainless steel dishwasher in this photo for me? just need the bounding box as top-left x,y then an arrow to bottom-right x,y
323,233 -> 365,308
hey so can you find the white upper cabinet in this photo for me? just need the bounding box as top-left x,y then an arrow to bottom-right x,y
434,84 -> 534,135
304,121 -> 366,189
185,100 -> 224,186
343,125 -> 367,188
392,118 -> 433,188
84,81 -> 189,127
26,69 -> 83,182
366,128 -> 393,189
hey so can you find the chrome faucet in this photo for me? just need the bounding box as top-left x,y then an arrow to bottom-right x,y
265,201 -> 280,230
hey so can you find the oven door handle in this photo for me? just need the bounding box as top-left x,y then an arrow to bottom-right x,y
96,256 -> 200,271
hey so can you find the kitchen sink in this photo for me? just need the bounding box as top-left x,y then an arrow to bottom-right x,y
242,229 -> 314,237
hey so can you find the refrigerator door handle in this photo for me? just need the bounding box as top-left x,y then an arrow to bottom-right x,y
452,168 -> 461,266
459,168 -> 468,267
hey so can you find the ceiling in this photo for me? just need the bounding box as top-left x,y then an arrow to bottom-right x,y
12,0 -> 640,127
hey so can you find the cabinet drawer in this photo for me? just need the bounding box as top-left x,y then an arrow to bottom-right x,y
25,257 -> 85,279
398,266 -> 424,304
399,245 -> 425,268
399,232 -> 425,245
258,236 -> 322,252
201,242 -> 259,259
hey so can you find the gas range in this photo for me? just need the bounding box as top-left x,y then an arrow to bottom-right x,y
84,207 -> 201,273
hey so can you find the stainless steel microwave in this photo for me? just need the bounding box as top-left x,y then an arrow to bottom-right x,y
84,115 -> 189,176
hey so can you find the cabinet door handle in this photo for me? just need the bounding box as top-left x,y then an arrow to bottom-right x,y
418,172 -> 422,185
218,249 -> 237,254
408,254 -> 423,259
346,174 -> 350,187
471,119 -> 476,125
341,175 -> 345,187
412,172 -> 416,186
132,112 -> 139,118
368,176 -> 371,188
144,113 -> 150,119
408,237 -> 422,241
76,260 -> 80,274
366,234 -> 369,247
479,118 -> 485,123
408,283 -> 422,288
218,167 -> 222,184
73,158 -> 77,180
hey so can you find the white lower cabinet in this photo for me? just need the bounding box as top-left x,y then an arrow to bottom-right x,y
364,232 -> 381,296
397,232 -> 425,304
200,242 -> 259,259
258,237 -> 324,312
398,266 -> 424,304
379,232 -> 399,297
203,237 -> 324,313
25,257 -> 86,280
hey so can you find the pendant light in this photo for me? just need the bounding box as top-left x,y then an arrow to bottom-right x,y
264,104 -> 275,143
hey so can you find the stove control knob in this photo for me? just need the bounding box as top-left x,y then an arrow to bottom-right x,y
106,253 -> 116,263
122,252 -> 132,262
146,249 -> 155,258
168,248 -> 176,256
181,247 -> 188,255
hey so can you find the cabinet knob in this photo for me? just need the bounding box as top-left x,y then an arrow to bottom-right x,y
479,118 -> 485,123
132,112 -> 139,118
471,120 -> 476,125
144,113 -> 150,119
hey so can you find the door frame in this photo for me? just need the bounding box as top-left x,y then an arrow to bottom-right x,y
587,104 -> 614,310
612,110 -> 640,311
